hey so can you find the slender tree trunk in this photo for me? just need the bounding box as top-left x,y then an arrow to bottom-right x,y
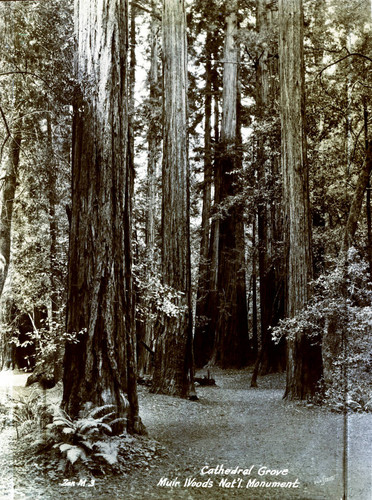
46,114 -> 58,316
322,139 -> 372,391
252,215 -> 258,358
212,2 -> 249,368
279,0 -> 321,399
363,102 -> 371,275
194,30 -> 213,368
146,1 -> 159,274
46,114 -> 64,384
62,0 -> 143,434
0,120 -> 22,297
137,0 -> 160,375
152,0 -> 195,398
341,142 -> 372,254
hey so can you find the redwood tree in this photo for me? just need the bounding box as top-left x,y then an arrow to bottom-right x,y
151,0 -> 194,397
136,0 -> 160,376
193,27 -> 214,368
279,0 -> 322,399
253,0 -> 285,380
211,1 -> 249,368
62,0 -> 142,433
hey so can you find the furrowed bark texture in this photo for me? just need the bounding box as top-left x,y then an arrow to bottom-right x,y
255,0 -> 285,376
279,0 -> 321,399
62,0 -> 142,433
152,0 -> 193,397
194,39 -> 221,368
212,4 -> 249,368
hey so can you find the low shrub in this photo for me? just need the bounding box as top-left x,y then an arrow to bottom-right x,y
272,248 -> 372,411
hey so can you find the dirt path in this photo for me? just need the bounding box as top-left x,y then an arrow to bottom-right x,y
0,369 -> 371,499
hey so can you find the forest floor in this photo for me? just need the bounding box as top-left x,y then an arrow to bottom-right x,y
0,368 -> 370,500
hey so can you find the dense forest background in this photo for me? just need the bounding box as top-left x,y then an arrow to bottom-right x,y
0,0 -> 371,439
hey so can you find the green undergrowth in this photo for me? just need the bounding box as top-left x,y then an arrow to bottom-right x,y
2,387 -> 166,481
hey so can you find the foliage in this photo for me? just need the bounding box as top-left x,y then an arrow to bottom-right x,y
44,404 -> 125,467
272,248 -> 372,411
134,262 -> 188,323
11,390 -> 51,437
0,0 -> 72,374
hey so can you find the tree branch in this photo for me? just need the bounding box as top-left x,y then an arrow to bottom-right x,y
132,1 -> 161,20
0,105 -> 11,159
0,70 -> 53,89
318,52 -> 372,78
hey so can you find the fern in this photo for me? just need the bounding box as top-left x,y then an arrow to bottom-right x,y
46,404 -> 124,466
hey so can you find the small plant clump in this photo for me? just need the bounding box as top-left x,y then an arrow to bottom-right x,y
4,394 -> 163,480
43,404 -> 124,469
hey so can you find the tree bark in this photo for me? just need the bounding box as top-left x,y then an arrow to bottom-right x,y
0,120 -> 22,297
152,0 -> 195,397
194,29 -> 213,368
62,0 -> 143,434
212,2 -> 249,368
255,0 -> 285,377
279,0 -> 321,399
364,103 -> 372,276
341,142 -> 372,254
46,113 -> 64,384
137,0 -> 159,376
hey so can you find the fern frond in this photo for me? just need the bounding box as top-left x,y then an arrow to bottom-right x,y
87,405 -> 115,418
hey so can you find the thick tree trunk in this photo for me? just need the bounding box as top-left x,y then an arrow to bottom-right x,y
152,0 -> 194,397
279,0 -> 321,399
212,3 -> 249,368
255,0 -> 285,377
62,0 -> 143,434
0,121 -> 21,297
195,57 -> 221,368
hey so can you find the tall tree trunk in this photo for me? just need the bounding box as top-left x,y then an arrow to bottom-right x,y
251,215 -> 258,358
46,113 -> 64,384
255,0 -> 285,377
0,120 -> 22,297
322,139 -> 372,390
279,0 -> 321,399
145,0 -> 159,275
152,0 -> 195,398
198,54 -> 221,368
137,0 -> 160,376
365,107 -> 372,276
62,0 -> 143,434
46,114 -> 58,317
194,30 -> 213,368
341,142 -> 372,254
212,2 -> 249,368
